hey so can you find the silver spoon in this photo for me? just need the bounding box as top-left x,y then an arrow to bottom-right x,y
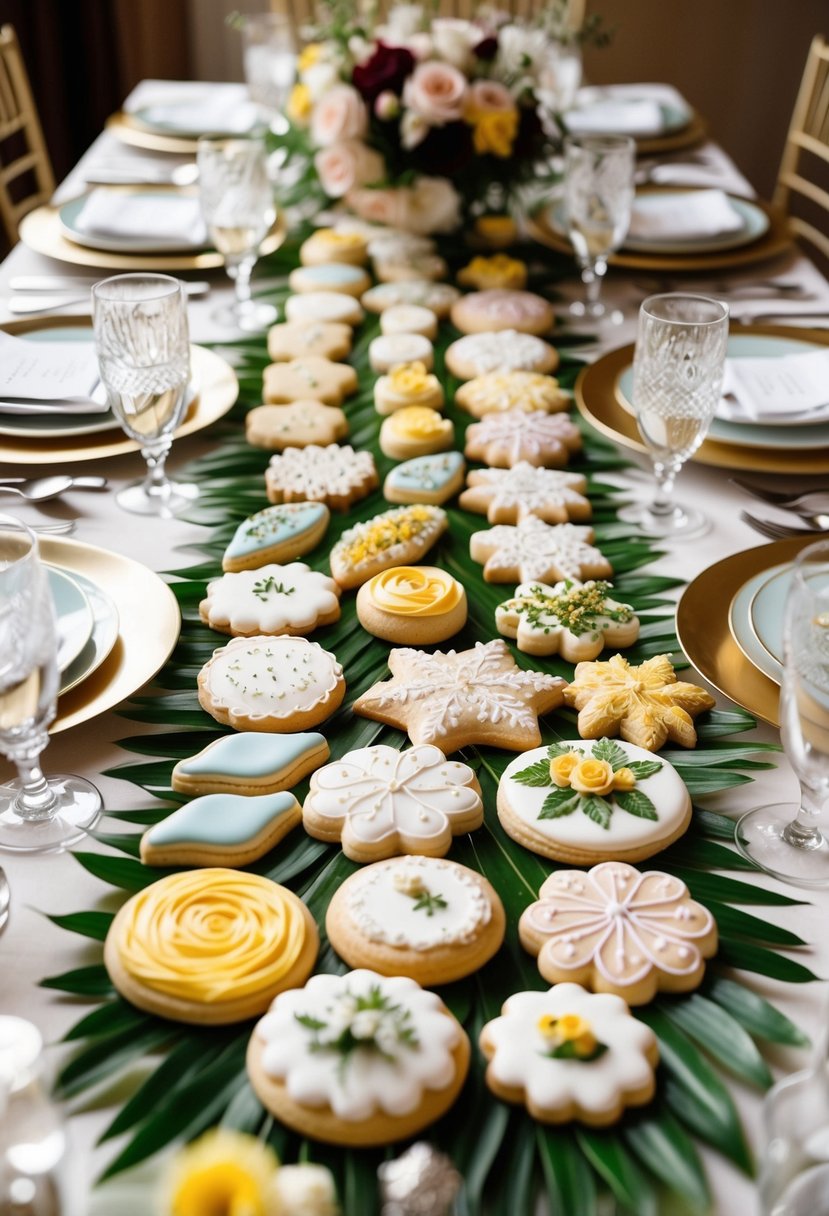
0,475 -> 107,502
0,866 -> 8,934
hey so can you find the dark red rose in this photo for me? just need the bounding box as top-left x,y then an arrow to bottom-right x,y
473,36 -> 498,61
353,43 -> 416,104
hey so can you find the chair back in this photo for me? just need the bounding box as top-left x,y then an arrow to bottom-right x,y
773,33 -> 829,263
0,24 -> 55,247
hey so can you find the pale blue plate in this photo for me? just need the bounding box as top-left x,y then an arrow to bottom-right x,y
55,567 -> 120,697
130,103 -> 261,140
49,567 -> 93,674
728,562 -> 788,686
59,191 -> 209,254
624,193 -> 770,254
750,566 -> 792,671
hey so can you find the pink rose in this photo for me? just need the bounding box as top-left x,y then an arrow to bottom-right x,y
311,84 -> 369,147
315,141 -> 385,198
466,79 -> 515,114
345,185 -> 409,228
403,61 -> 467,126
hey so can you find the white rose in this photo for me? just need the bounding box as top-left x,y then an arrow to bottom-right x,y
402,61 -> 468,126
272,1164 -> 339,1216
497,23 -> 550,76
311,84 -> 369,147
431,18 -> 479,71
400,109 -> 429,149
401,176 -> 462,235
315,140 -> 384,198
303,61 -> 341,103
380,3 -> 425,39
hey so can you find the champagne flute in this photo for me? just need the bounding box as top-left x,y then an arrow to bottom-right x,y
92,273 -> 197,518
737,539 -> 829,886
618,293 -> 729,539
241,12 -> 297,133
0,514 -> 101,853
563,134 -> 635,322
197,137 -> 278,332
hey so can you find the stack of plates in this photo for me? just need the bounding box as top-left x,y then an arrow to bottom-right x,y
564,83 -> 705,154
50,564 -> 120,698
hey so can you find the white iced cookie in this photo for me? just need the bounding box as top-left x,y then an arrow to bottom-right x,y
495,580 -> 640,660
465,409 -> 582,468
369,334 -> 434,374
380,304 -> 439,340
479,982 -> 658,1126
375,253 -> 448,283
368,232 -> 436,261
445,331 -> 559,380
199,563 -> 342,637
470,518 -> 613,585
285,292 -> 365,327
288,263 -> 371,297
455,372 -> 570,418
450,289 -> 555,336
265,443 -> 378,512
459,464 -> 591,524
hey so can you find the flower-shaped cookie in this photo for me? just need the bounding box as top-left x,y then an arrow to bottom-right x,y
495,580 -> 640,660
245,401 -> 348,450
464,409 -> 582,469
470,518 -> 612,585
265,443 -> 378,512
564,654 -> 716,751
199,562 -> 341,637
459,464 -> 591,524
302,743 -> 483,862
520,862 -> 718,1004
455,372 -> 570,418
479,982 -> 658,1125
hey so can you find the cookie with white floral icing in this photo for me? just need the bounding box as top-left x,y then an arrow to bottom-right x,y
379,407 -> 454,460
288,263 -> 371,297
479,982 -> 658,1126
374,361 -> 443,414
495,580 -> 640,660
353,639 -> 567,753
284,293 -> 365,327
470,518 -> 612,585
356,566 -> 467,644
246,400 -> 348,450
380,304 -> 438,340
299,228 -> 369,266
361,280 -> 461,319
326,856 -> 505,984
459,464 -> 591,524
267,320 -> 353,363
451,290 -> 555,336
519,862 -> 718,1005
465,410 -> 582,468
171,731 -> 330,797
265,443 -> 378,512
496,737 -> 692,864
445,331 -> 559,380
199,563 -> 341,637
140,790 -> 302,868
263,357 -> 358,406
247,969 -> 470,1145
198,635 -> 345,732
369,335 -> 434,374
455,371 -> 570,418
222,503 -> 330,572
303,743 -> 483,862
383,451 -> 466,505
329,505 -> 448,590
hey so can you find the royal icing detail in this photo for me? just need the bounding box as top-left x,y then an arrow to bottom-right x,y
254,970 -> 462,1120
365,567 -> 464,619
265,444 -> 377,505
200,636 -> 343,723
174,732 -> 327,782
224,503 -> 329,564
465,410 -> 582,467
471,518 -> 612,584
330,505 -> 447,575
495,580 -> 639,660
143,791 -> 299,849
448,331 -> 553,374
460,464 -> 590,523
457,372 -> 569,416
201,563 -> 341,636
379,304 -> 438,337
285,293 -> 363,324
384,452 -> 465,498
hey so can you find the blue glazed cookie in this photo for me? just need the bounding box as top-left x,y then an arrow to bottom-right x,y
171,731 -> 330,796
383,452 -> 466,505
222,503 -> 330,572
140,790 -> 303,867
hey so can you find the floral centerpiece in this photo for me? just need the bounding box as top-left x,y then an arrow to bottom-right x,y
281,0 -> 605,234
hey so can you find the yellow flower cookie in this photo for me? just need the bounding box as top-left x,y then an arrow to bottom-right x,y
455,371 -> 569,417
356,565 -> 467,644
374,361 -> 444,415
299,228 -> 369,266
380,406 -> 454,460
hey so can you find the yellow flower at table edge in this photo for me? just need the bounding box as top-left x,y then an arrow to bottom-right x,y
162,1128 -> 279,1216
569,757 -> 615,797
549,751 -> 581,787
474,215 -> 518,247
467,107 -> 519,159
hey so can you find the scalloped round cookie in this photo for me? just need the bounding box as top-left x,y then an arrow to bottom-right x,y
445,331 -> 559,380
451,289 -> 555,336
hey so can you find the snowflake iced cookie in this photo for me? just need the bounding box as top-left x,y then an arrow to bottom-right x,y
302,743 -> 484,862
245,400 -> 348,450
450,289 -> 555,336
247,969 -> 470,1146
356,566 -> 467,645
265,443 -> 378,512
383,452 -> 466,506
198,636 -> 345,732
496,738 -> 692,864
263,357 -> 359,405
459,464 -> 591,524
495,580 -> 640,660
171,732 -> 330,797
470,518 -> 613,585
464,410 -> 582,469
329,505 -> 448,590
479,983 -> 658,1126
140,790 -> 302,868
520,862 -> 718,1004
222,503 -> 330,573
564,654 -> 716,751
445,331 -> 559,380
326,856 -> 505,985
267,320 -> 353,363
199,563 -> 341,638
353,638 -> 567,753
375,252 -> 448,283
379,407 -> 454,460
455,371 -> 570,418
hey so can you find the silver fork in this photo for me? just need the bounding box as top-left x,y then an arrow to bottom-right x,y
740,510 -> 827,540
730,479 -> 829,515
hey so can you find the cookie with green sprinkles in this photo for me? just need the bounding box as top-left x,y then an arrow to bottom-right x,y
495,580 -> 640,661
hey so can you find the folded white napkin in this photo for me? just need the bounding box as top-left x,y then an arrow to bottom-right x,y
567,98 -> 665,136
126,80 -> 258,135
628,189 -> 744,242
0,332 -> 107,415
73,190 -> 207,246
717,348 -> 829,424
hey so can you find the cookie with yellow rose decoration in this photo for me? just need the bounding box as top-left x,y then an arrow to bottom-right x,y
496,738 -> 692,864
451,290 -> 555,337
374,361 -> 444,415
103,868 -> 319,1024
329,505 -> 448,590
457,254 -> 528,291
379,406 -> 454,460
357,566 -> 467,644
455,371 -> 570,418
299,228 -> 369,266
564,653 -> 717,751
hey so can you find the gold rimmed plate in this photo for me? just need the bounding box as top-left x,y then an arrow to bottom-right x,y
105,110 -> 204,155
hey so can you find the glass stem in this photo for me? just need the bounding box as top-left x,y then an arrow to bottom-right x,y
782,784 -> 826,851
6,728 -> 57,821
230,255 -> 256,313
649,459 -> 681,517
583,257 -> 606,313
140,438 -> 173,500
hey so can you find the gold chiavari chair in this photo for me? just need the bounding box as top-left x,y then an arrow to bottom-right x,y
0,24 -> 54,248
773,33 -> 829,264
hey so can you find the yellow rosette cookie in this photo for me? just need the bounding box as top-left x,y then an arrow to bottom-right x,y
374,361 -> 445,415
356,565 -> 468,644
380,406 -> 454,460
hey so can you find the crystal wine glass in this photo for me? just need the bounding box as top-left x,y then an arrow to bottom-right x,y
618,293 -> 729,539
737,539 -> 829,886
563,133 -> 635,322
92,273 -> 198,519
241,12 -> 297,133
0,514 -> 101,853
197,136 -> 278,332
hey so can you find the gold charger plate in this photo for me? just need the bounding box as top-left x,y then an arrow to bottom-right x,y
573,324 -> 829,474
635,110 -> 708,156
106,110 -> 203,154
42,535 -> 180,734
0,316 -> 238,465
676,536 -> 818,728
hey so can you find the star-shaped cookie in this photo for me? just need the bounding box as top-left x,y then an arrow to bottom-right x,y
246,401 -> 348,450
353,638 -> 567,753
495,580 -> 640,661
263,357 -> 358,405
464,410 -> 582,469
265,443 -> 378,512
564,654 -> 716,751
459,464 -> 591,524
470,518 -> 613,584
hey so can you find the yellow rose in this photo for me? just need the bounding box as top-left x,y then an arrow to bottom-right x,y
549,752 -> 581,787
474,215 -> 518,247
555,1014 -> 590,1041
471,109 -> 519,158
297,42 -> 323,74
457,254 -> 527,290
569,757 -> 615,796
573,1030 -> 599,1058
537,1013 -> 559,1040
287,83 -> 312,125
612,767 -> 636,791
164,1129 -> 279,1216
388,361 -> 431,395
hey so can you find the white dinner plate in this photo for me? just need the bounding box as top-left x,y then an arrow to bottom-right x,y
728,562 -> 788,686
49,567 -> 93,674
59,191 -> 210,254
0,328 -> 118,439
57,566 -> 120,697
623,194 -> 770,254
566,86 -> 692,137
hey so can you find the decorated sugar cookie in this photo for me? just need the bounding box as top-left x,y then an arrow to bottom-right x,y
455,371 -> 570,418
451,289 -> 555,336
263,357 -> 358,406
369,335 -> 435,374
479,983 -> 658,1126
457,254 -> 528,291
375,252 -> 448,283
222,503 -> 330,572
247,969 -> 470,1145
496,737 -> 692,864
198,635 -> 345,732
379,304 -> 438,339
199,563 -> 341,637
361,280 -> 461,318
470,518 -> 613,584
171,731 -> 330,797
368,233 -> 436,262
326,856 -> 505,984
379,407 -> 454,460
140,790 -> 302,868
267,320 -> 352,363
564,654 -> 716,751
445,331 -> 559,380
495,580 -> 640,660
329,505 -> 448,590
245,400 -> 348,450
288,263 -> 371,297
303,743 -> 483,861
383,451 -> 466,506
299,228 -> 369,266
265,443 -> 378,512
374,361 -> 444,415
284,292 -> 364,326
104,869 -> 319,1024
459,464 -> 591,524
464,410 -> 582,469
519,862 -> 718,1004
356,566 -> 467,645
353,638 -> 567,753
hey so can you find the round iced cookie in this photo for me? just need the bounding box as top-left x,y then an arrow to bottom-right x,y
379,407 -> 453,460
496,738 -> 693,864
198,635 -> 345,732
457,254 -> 528,291
267,320 -> 353,363
455,371 -> 570,418
357,566 -> 467,645
326,857 -> 505,985
247,969 -> 470,1146
362,280 -> 461,319
383,451 -> 466,505
374,253 -> 448,283
284,292 -> 365,327
495,580 -> 640,661
299,228 -> 369,266
329,504 -> 448,590
139,790 -> 302,868
374,361 -> 443,415
369,334 -> 434,374
104,869 -> 319,1025
199,562 -> 342,637
171,731 -> 330,797
451,289 -> 555,336
288,263 -> 371,297
379,304 -> 439,340
222,502 -> 330,573
445,331 -> 559,379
